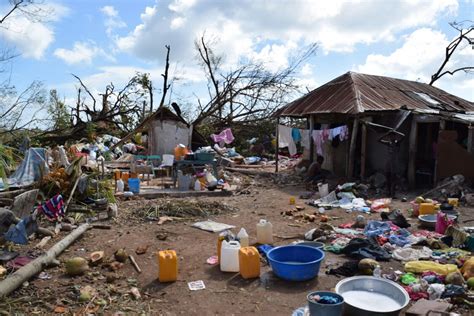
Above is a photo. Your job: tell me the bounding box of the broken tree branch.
[0,223,91,297]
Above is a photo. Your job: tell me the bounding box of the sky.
[0,0,473,117]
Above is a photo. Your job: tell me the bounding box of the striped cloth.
[37,194,65,221]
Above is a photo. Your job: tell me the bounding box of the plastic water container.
[237,228,249,247]
[116,179,124,193]
[256,219,273,244]
[220,240,240,272]
[419,203,436,215]
[128,178,140,194]
[239,246,260,279]
[318,183,329,197]
[157,250,178,282]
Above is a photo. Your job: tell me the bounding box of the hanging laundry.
[291,128,301,142]
[300,129,310,148]
[311,130,324,156]
[278,125,297,156]
[211,128,234,145]
[37,194,65,221]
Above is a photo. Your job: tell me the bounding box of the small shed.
[277,71,474,188]
[112,106,206,157]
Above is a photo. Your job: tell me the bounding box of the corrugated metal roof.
[279,72,474,117]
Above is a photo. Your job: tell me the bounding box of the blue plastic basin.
[266,245,325,281]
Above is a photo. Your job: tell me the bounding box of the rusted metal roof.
[279,71,474,117]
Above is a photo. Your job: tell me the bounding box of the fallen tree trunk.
[0,223,91,297]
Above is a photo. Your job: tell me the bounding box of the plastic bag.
[435,212,454,234]
[427,283,445,300]
[405,261,459,275]
[370,198,392,212]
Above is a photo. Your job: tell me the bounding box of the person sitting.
[305,155,330,183]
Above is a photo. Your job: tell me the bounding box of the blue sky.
[1,0,473,119]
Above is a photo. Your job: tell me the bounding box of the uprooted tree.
[429,20,474,85]
[37,46,172,144]
[192,35,318,127]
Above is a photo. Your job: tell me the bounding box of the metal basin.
[335,276,409,316]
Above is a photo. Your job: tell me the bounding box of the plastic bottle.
[194,179,202,191]
[373,265,381,278]
[237,228,249,247]
[220,240,241,272]
[256,219,273,244]
[116,179,124,193]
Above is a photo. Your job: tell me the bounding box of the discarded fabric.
[342,238,391,261]
[192,220,235,233]
[37,194,65,221]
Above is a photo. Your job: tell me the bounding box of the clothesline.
[278,124,349,156]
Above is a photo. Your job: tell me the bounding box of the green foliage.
[48,89,70,130]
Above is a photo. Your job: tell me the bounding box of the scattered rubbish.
[206,255,218,265]
[129,255,142,273]
[130,287,141,300]
[37,271,51,280]
[406,299,451,316]
[89,251,105,265]
[135,245,149,255]
[188,280,205,291]
[192,220,235,233]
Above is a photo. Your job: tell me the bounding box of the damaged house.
[277,71,474,188]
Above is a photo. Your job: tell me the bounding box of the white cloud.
[357,27,474,101]
[101,5,118,17]
[0,2,68,59]
[54,42,114,65]
[115,0,458,66]
[100,5,126,36]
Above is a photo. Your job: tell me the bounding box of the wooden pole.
[360,120,368,179]
[0,223,90,297]
[309,115,315,163]
[347,118,359,179]
[275,117,280,173]
[467,125,474,155]
[408,117,418,189]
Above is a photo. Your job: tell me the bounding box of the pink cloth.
[211,128,234,145]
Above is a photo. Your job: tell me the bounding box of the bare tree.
[429,21,474,85]
[0,81,45,134]
[0,0,49,26]
[193,35,317,126]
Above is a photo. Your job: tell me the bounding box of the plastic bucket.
[307,291,344,316]
[128,178,140,194]
[266,245,324,281]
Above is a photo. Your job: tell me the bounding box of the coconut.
[65,257,89,276]
[467,277,474,289]
[114,248,128,263]
[358,258,378,275]
[89,251,105,265]
[446,271,465,286]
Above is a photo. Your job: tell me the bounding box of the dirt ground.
[5,176,474,315]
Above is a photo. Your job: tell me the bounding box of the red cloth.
[403,286,429,301]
